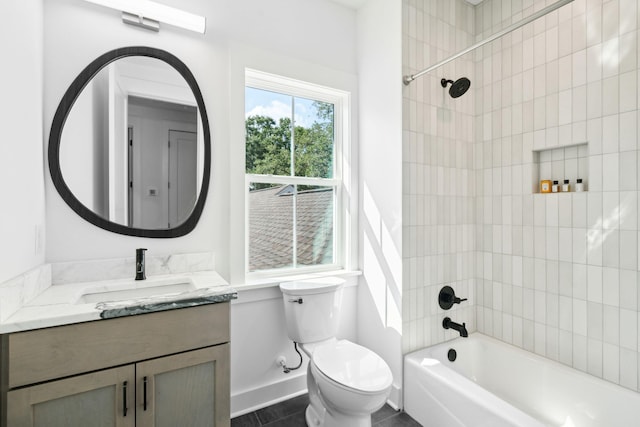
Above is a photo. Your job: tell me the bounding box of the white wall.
[356,0,404,408]
[0,1,45,284]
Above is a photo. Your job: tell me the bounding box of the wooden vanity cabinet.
[0,303,230,427]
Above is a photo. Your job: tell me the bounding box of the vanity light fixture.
[83,0,206,34]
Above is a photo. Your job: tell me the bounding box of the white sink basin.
[77,279,196,304]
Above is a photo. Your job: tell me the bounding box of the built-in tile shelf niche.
[532,142,588,194]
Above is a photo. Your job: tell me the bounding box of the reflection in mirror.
[60,56,204,230]
[49,47,210,238]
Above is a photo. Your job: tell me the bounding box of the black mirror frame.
[48,46,211,238]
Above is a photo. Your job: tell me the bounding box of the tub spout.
[443,317,468,337]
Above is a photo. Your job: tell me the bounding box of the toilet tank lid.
[279,277,345,295]
[313,340,393,393]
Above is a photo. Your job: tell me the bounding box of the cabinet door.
[7,365,135,427]
[136,344,230,427]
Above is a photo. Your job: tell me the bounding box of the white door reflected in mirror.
[60,56,204,229]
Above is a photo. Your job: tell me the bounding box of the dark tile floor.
[231,394,422,427]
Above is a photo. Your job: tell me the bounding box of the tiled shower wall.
[403,0,640,392]
[474,0,640,391]
[402,0,477,354]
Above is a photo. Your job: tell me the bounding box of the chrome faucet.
[135,248,147,280]
[443,317,468,337]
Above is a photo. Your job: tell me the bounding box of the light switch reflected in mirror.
[49,47,211,238]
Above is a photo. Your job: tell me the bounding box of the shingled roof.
[249,185,334,271]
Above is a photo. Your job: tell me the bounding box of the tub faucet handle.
[439,285,467,310]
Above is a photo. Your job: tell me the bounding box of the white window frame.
[244,69,350,280]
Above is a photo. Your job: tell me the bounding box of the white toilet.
[280,278,392,427]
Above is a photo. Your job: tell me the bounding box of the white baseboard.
[231,371,308,418]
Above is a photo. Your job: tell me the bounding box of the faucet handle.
[438,285,467,310]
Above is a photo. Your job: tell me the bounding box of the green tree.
[245,115,291,176]
[246,100,334,181]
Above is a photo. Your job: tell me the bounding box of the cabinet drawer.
[6,303,229,388]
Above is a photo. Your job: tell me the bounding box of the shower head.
[441,77,471,98]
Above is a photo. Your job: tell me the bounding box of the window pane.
[248,183,294,271]
[245,87,292,175]
[293,98,334,178]
[296,186,334,266]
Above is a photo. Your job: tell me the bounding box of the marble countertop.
[0,271,237,334]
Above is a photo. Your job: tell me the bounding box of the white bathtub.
[404,333,640,427]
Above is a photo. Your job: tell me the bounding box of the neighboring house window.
[245,70,346,275]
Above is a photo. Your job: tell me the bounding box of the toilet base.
[305,363,376,427]
[305,403,373,427]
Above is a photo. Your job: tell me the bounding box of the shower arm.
[402,0,574,86]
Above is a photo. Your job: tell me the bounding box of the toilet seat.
[311,340,393,394]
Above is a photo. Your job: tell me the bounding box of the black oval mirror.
[49,46,210,238]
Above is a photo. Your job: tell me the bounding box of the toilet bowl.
[303,339,392,427]
[280,278,393,427]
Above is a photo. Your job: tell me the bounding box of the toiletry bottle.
[575,178,584,192]
[562,179,570,192]
[552,180,559,193]
[540,180,551,193]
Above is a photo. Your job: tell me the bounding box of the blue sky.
[245,87,321,128]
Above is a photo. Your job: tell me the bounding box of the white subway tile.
[619,111,638,152]
[602,114,620,154]
[573,49,588,87]
[560,295,573,331]
[573,333,588,372]
[587,302,604,341]
[602,191,620,230]
[602,153,620,192]
[572,193,588,228]
[588,265,604,303]
[588,155,603,191]
[603,342,620,383]
[603,305,620,345]
[619,70,638,113]
[620,308,638,350]
[619,270,638,311]
[602,38,620,78]
[619,32,638,73]
[559,329,574,366]
[586,7,603,47]
[620,230,638,270]
[602,229,620,268]
[586,44,603,83]
[572,15,587,52]
[603,267,621,307]
[587,118,603,155]
[547,227,560,260]
[587,80,603,119]
[574,298,588,336]
[559,228,573,262]
[603,1,619,39]
[602,76,619,115]
[559,261,574,297]
[620,348,638,390]
[573,228,589,264]
[535,322,546,356]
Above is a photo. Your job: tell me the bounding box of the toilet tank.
[279,277,345,343]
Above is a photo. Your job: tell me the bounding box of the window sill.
[231,269,361,304]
